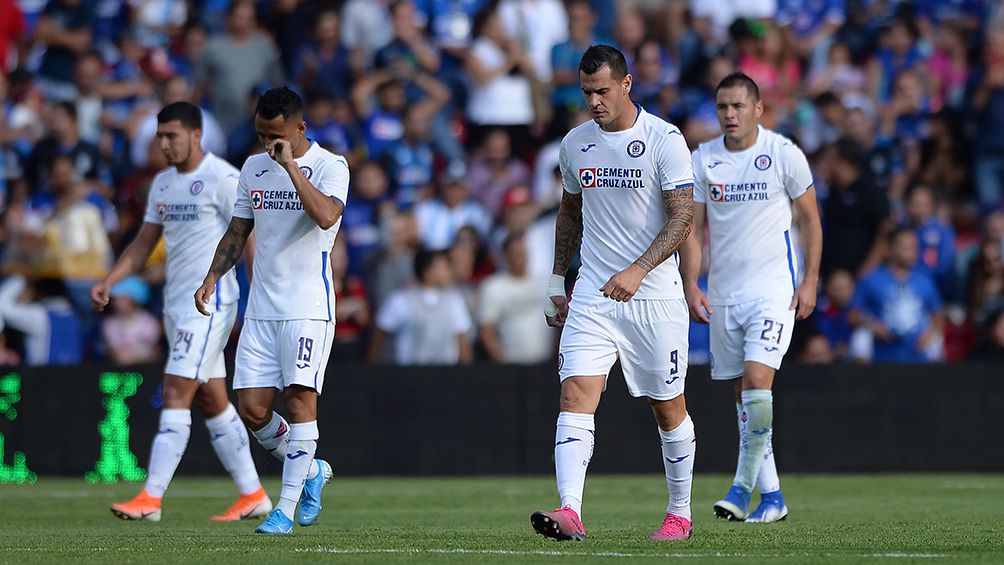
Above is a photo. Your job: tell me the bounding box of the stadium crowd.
[1,0,1003,366]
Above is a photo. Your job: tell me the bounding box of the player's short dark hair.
[579,45,628,80]
[255,86,304,122]
[715,72,761,102]
[157,101,202,130]
[414,248,447,280]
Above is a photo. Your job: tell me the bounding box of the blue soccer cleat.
[255,508,293,534]
[297,459,333,526]
[714,485,751,521]
[746,490,788,523]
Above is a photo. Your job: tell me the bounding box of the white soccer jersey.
[558,106,694,305]
[693,126,814,305]
[233,142,349,321]
[143,153,240,314]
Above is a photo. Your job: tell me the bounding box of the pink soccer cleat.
[530,506,587,541]
[649,513,692,541]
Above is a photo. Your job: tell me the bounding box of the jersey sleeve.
[233,161,254,219]
[215,164,240,217]
[780,142,813,200]
[318,156,350,206]
[142,173,164,224]
[691,148,707,204]
[557,142,581,194]
[656,128,695,192]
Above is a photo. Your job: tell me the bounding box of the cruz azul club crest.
[626,139,646,158]
[755,154,772,170]
[709,183,725,202]
[189,180,204,195]
[299,166,313,179]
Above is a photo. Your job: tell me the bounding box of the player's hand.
[684,284,713,323]
[90,281,112,312]
[789,280,818,321]
[601,264,646,302]
[194,279,217,317]
[266,140,294,168]
[544,273,568,328]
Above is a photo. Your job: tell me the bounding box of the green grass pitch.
[1,474,1002,563]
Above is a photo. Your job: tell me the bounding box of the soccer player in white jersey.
[195,86,345,535]
[532,45,697,542]
[681,73,823,523]
[92,102,270,522]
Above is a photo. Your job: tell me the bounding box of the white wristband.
[543,273,566,317]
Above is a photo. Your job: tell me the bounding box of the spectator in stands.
[880,70,931,153]
[369,249,473,365]
[465,3,536,147]
[0,275,81,365]
[376,0,441,75]
[499,0,566,84]
[776,0,845,74]
[550,0,599,117]
[632,39,677,118]
[843,105,905,195]
[343,161,392,276]
[129,0,186,50]
[330,235,370,362]
[868,17,925,105]
[340,0,392,62]
[382,103,437,209]
[851,228,944,363]
[806,41,866,98]
[194,0,284,133]
[966,239,1004,323]
[905,184,955,298]
[351,66,449,159]
[293,9,357,101]
[917,111,970,203]
[928,22,971,112]
[821,139,891,277]
[414,163,492,250]
[478,230,553,364]
[23,101,104,192]
[467,128,531,217]
[305,93,354,157]
[970,23,1004,212]
[71,51,105,145]
[737,21,801,115]
[101,275,160,365]
[368,210,420,309]
[971,307,1004,359]
[815,269,856,360]
[33,0,94,101]
[168,23,209,82]
[0,0,25,78]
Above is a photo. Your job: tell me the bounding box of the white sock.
[144,408,191,498]
[250,412,319,478]
[276,421,318,517]
[659,414,696,520]
[735,403,781,494]
[734,390,773,492]
[554,412,594,517]
[206,403,262,496]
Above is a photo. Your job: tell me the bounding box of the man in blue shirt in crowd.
[904,184,955,299]
[851,227,944,362]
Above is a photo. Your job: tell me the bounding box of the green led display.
[0,373,36,484]
[84,372,146,484]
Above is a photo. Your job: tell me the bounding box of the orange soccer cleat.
[210,487,272,521]
[110,490,163,522]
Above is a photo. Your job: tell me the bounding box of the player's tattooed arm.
[633,186,694,272]
[552,190,583,276]
[207,217,255,280]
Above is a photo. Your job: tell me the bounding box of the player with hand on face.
[532,45,697,542]
[95,102,270,523]
[196,86,348,534]
[681,73,823,523]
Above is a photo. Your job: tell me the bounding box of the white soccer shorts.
[709,297,795,380]
[558,298,689,401]
[234,318,334,394]
[163,302,237,382]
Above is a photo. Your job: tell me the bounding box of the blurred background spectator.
[1,0,1003,366]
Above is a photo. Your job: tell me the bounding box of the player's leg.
[730,378,781,504]
[531,303,615,542]
[616,298,695,541]
[275,320,334,529]
[110,374,198,522]
[738,362,787,523]
[196,379,271,521]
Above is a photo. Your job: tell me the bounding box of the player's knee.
[237,401,270,429]
[559,380,601,413]
[283,386,318,422]
[194,387,228,417]
[651,395,687,430]
[161,376,197,408]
